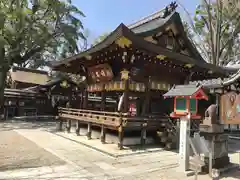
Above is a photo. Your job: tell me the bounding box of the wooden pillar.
[79,91,83,109]
[140,123,147,145]
[87,122,92,140]
[75,121,81,136]
[118,124,124,150]
[66,119,71,133]
[123,79,130,113]
[83,89,88,109]
[142,77,151,115]
[57,118,63,131]
[216,93,220,121]
[100,125,106,143]
[101,90,106,111]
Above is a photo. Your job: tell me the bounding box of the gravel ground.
[0,131,65,171]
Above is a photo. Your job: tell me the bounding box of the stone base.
[202,155,230,173]
[199,124,224,133]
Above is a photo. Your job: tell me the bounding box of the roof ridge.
[128,9,164,29]
[12,66,49,75]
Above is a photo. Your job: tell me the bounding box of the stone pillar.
[199,125,229,171]
[100,125,106,143]
[178,116,190,172]
[87,123,92,140]
[75,121,81,136]
[140,123,147,145]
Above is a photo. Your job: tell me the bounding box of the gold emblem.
[156,55,167,60]
[115,36,132,48]
[60,80,69,88]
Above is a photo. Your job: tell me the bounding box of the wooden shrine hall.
[52,2,235,149]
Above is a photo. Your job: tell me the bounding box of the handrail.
[58,107,166,123]
[58,107,128,116]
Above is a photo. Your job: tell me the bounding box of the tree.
[181,0,240,66]
[92,32,109,46]
[0,0,85,108]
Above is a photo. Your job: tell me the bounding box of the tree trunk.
[0,67,8,116]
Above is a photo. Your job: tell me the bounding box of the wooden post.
[123,79,130,113]
[141,123,147,145]
[101,85,106,111]
[75,121,81,136]
[118,125,124,150]
[142,77,151,115]
[66,119,71,133]
[83,89,88,109]
[59,119,63,131]
[87,122,92,140]
[100,125,106,143]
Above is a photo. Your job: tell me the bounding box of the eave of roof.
[52,23,231,76]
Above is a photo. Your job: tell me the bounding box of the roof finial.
[162,1,178,18]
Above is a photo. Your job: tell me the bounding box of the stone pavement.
[0,121,240,180]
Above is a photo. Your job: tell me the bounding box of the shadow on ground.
[0,130,65,172]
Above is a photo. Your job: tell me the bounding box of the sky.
[71,0,200,43]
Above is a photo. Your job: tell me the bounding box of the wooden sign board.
[220,92,240,124]
[88,63,113,83]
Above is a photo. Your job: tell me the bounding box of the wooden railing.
[58,107,168,128]
[58,107,128,128]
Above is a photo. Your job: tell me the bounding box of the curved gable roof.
[52,23,231,76]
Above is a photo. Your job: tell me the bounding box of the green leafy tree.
[92,32,109,46]
[0,0,85,108]
[180,0,240,65]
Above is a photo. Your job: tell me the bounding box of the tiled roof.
[163,84,201,97]
[10,67,49,85]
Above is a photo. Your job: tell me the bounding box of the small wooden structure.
[8,67,49,89]
[163,84,208,119]
[4,88,50,118]
[190,69,240,127]
[52,3,234,149]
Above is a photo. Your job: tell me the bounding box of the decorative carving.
[221,92,240,124]
[162,1,178,18]
[120,69,129,80]
[60,80,70,88]
[156,55,167,60]
[85,55,92,60]
[184,64,194,68]
[88,63,113,82]
[204,104,218,125]
[115,36,132,48]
